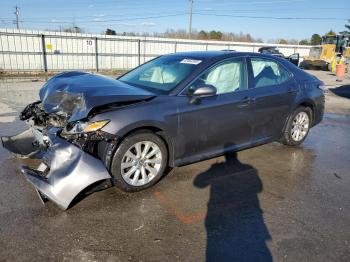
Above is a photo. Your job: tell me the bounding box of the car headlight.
[63,120,110,135]
[83,120,110,133]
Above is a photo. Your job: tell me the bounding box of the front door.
[174,57,254,164]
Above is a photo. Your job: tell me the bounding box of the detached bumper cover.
[1,129,40,156]
[2,129,111,209]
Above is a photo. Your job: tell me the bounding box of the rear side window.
[251,58,291,88]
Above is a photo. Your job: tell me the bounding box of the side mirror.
[189,85,217,104]
[192,85,217,97]
[288,53,300,66]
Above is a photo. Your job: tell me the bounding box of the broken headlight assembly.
[60,119,116,156]
[61,120,110,135]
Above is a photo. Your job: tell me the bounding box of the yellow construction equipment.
[301,33,350,71]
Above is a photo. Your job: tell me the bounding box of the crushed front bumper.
[1,128,111,209]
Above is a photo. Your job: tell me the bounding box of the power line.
[193,13,348,21]
[0,12,347,26]
[195,7,349,12]
[2,5,347,21]
[1,6,348,23]
[0,13,189,24]
[0,11,190,22]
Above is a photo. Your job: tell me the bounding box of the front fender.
[106,120,168,138]
[103,120,176,167]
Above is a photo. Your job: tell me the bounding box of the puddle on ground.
[324,112,350,120]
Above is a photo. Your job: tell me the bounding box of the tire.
[110,130,168,192]
[281,106,312,146]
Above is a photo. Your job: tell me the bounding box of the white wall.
[0,28,312,73]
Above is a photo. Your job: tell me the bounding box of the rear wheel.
[110,131,168,192]
[281,107,312,146]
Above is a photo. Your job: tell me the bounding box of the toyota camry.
[1,51,325,209]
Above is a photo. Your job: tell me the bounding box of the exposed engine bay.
[18,100,118,158]
[20,101,67,128]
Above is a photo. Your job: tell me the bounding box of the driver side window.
[189,59,247,95]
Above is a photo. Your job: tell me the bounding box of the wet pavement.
[0,71,350,261]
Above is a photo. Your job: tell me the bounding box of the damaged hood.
[39,71,155,122]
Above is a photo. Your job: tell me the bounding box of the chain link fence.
[0,28,312,74]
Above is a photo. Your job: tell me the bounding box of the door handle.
[240,97,250,104]
[241,97,256,103]
[238,96,254,108]
[249,97,256,103]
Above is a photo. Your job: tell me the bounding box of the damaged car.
[1,51,325,209]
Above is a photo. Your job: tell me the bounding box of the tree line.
[105,28,345,46]
[52,19,350,46]
[106,28,263,43]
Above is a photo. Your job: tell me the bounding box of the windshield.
[119,55,201,93]
[323,36,337,45]
[309,47,322,59]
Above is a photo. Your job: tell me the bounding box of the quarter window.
[251,58,291,88]
[189,59,247,95]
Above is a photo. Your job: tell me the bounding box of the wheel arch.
[296,99,315,125]
[280,99,315,139]
[114,124,175,168]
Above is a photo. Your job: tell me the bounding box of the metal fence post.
[95,37,99,72]
[174,41,177,53]
[138,39,141,65]
[41,34,48,72]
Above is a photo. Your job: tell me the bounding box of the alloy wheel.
[121,141,162,186]
[291,112,310,142]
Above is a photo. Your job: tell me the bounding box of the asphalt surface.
[0,71,349,262]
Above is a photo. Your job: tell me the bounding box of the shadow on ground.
[194,147,272,261]
[330,85,350,99]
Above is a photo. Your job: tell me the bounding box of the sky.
[0,0,349,41]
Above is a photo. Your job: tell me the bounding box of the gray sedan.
[1,51,325,209]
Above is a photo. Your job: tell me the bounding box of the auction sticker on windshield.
[180,59,202,65]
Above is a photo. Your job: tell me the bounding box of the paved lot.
[0,71,349,261]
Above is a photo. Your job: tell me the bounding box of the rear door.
[247,57,298,141]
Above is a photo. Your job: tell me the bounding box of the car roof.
[258,46,278,51]
[166,50,283,61]
[167,50,238,60]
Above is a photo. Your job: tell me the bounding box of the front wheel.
[281,107,312,146]
[110,131,168,192]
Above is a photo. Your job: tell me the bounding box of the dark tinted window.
[251,58,291,88]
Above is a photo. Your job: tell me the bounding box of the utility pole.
[14,6,20,29]
[188,0,193,39]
